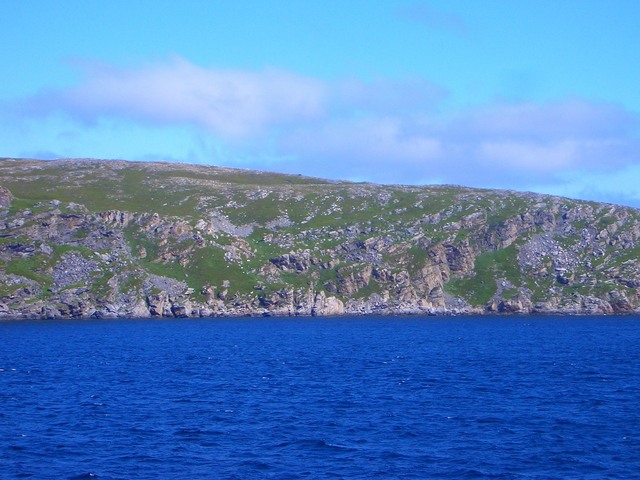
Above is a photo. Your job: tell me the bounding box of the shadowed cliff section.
[1,157,639,319]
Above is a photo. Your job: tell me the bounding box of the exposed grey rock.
[1,158,639,319]
[53,252,100,291]
[0,185,13,209]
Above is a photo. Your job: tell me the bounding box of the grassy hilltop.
[1,157,639,318]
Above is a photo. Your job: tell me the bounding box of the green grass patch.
[597,215,617,229]
[445,245,521,305]
[485,196,530,226]
[279,271,313,290]
[408,244,429,271]
[352,278,383,299]
[5,255,52,286]
[613,245,640,263]
[0,281,28,297]
[187,246,258,294]
[6,198,38,216]
[223,193,283,224]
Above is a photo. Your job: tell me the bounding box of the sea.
[1,315,639,479]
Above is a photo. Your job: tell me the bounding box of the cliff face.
[1,158,639,319]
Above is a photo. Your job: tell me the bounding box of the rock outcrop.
[0,185,13,208]
[1,157,640,319]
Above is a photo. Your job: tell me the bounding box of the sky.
[1,0,639,207]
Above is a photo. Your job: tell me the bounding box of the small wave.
[277,438,358,452]
[238,459,271,470]
[174,427,225,437]
[445,468,497,479]
[80,401,106,407]
[68,473,98,480]
[476,416,501,424]
[379,450,412,460]
[175,427,204,435]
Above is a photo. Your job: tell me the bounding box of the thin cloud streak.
[396,2,468,35]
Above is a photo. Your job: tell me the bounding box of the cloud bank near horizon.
[11,57,640,199]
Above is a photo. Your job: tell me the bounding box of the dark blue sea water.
[1,316,639,479]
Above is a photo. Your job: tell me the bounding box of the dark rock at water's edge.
[1,157,639,319]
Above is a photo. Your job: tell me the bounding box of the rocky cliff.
[1,158,639,319]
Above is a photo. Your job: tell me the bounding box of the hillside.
[1,157,639,319]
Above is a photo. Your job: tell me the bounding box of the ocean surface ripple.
[1,316,639,479]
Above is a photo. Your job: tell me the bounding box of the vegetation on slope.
[1,157,639,318]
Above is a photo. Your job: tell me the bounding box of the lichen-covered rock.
[0,185,13,209]
[99,210,135,227]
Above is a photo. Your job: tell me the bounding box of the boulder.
[0,185,13,208]
[311,291,344,316]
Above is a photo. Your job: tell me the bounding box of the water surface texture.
[1,316,639,479]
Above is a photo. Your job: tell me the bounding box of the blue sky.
[1,0,639,206]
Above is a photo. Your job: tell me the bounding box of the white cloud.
[479,140,579,171]
[9,57,640,202]
[22,57,327,139]
[332,77,448,115]
[283,117,442,162]
[454,100,634,141]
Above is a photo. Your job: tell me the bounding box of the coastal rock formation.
[1,157,639,319]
